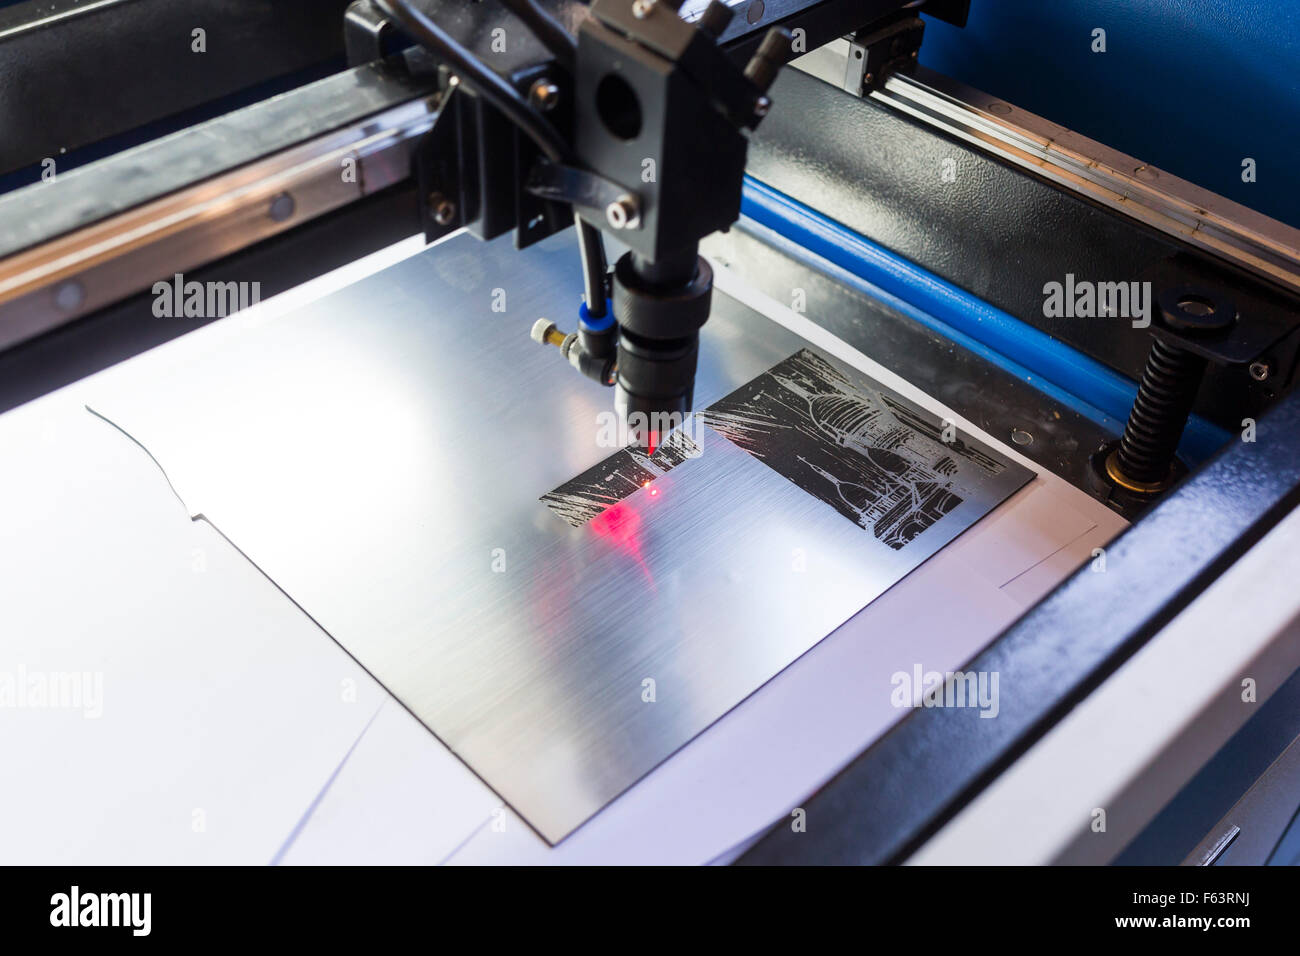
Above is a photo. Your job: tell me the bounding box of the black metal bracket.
[525,159,640,231]
[412,81,469,244]
[845,10,926,95]
[379,0,956,256]
[406,64,574,248]
[1142,254,1299,373]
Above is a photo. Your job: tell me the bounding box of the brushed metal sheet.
[87,231,1031,843]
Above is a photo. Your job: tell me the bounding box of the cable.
[375,0,607,318]
[497,0,577,71]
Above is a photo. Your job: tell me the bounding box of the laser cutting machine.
[1,0,1299,866]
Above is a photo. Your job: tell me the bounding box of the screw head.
[268,191,296,223]
[1249,359,1272,382]
[529,79,560,112]
[753,95,771,118]
[632,0,656,18]
[605,195,640,230]
[428,193,456,226]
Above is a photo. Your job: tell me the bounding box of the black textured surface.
[737,387,1300,865]
[0,0,353,176]
[746,68,1297,431]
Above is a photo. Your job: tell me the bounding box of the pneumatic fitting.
[531,307,616,386]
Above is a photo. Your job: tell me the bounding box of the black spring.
[1116,338,1207,484]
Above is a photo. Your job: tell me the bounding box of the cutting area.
[85,232,1032,843]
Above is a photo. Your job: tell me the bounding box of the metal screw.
[429,193,456,226]
[632,0,656,18]
[1010,428,1033,446]
[529,78,560,112]
[753,95,771,118]
[268,191,296,223]
[605,194,640,230]
[1249,359,1272,382]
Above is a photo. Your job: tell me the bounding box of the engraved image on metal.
[701,349,1007,550]
[542,430,700,527]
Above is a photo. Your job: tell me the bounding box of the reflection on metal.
[1193,825,1241,867]
[88,232,1030,843]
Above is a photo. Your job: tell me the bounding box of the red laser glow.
[589,501,656,589]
